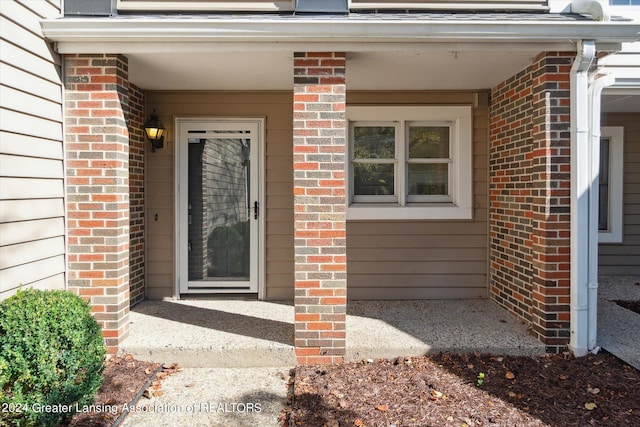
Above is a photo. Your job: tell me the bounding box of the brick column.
[490,52,573,353]
[65,54,131,353]
[293,52,347,365]
[529,52,573,352]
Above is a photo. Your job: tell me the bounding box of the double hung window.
[347,106,473,220]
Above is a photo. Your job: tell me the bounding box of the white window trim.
[346,106,473,221]
[599,126,624,244]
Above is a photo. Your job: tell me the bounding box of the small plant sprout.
[477,372,485,387]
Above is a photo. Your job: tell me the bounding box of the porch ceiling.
[128,50,538,91]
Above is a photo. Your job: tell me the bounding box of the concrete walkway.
[597,276,640,370]
[120,298,545,368]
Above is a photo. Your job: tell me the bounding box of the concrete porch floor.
[120,298,546,367]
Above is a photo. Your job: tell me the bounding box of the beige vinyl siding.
[148,90,488,300]
[117,0,294,12]
[350,0,546,10]
[346,91,489,299]
[145,91,293,300]
[599,113,640,275]
[116,0,546,11]
[0,0,65,299]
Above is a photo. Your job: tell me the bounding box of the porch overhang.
[42,15,639,53]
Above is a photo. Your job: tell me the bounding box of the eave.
[41,16,640,54]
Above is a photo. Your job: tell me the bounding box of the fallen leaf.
[431,390,443,399]
[153,390,164,398]
[508,391,517,398]
[587,386,600,395]
[354,419,364,427]
[585,402,597,411]
[505,371,515,380]
[559,375,568,380]
[375,404,389,412]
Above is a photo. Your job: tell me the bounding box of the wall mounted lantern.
[144,111,165,152]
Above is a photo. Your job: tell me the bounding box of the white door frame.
[174,117,265,298]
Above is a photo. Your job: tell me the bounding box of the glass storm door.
[178,120,261,293]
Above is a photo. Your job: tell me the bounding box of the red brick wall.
[128,84,145,307]
[293,52,347,365]
[490,52,573,353]
[64,54,131,353]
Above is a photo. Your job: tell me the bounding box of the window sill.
[346,204,473,221]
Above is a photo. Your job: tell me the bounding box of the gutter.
[40,17,640,50]
[569,39,596,357]
[586,73,616,351]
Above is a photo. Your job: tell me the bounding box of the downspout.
[569,40,596,357]
[587,73,616,351]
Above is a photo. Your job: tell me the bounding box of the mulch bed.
[64,355,161,427]
[615,300,640,315]
[288,352,640,427]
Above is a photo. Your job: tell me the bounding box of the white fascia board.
[41,18,640,54]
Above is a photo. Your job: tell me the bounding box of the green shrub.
[0,289,106,427]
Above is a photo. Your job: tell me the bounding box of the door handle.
[253,201,259,220]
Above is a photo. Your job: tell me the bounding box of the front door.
[177,119,262,294]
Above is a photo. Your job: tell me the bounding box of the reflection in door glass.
[188,137,250,281]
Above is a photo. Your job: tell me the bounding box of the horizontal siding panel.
[0,217,64,246]
[15,0,61,18]
[349,273,486,287]
[0,177,63,199]
[0,236,64,270]
[0,40,60,84]
[0,16,58,64]
[0,255,65,293]
[0,131,63,159]
[349,261,486,275]
[348,247,486,262]
[0,199,64,222]
[348,234,486,248]
[598,255,640,266]
[0,85,62,122]
[0,109,63,141]
[0,63,62,103]
[348,221,487,235]
[0,154,63,179]
[2,1,46,33]
[0,272,65,301]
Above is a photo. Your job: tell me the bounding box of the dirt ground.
[65,355,162,427]
[288,352,640,427]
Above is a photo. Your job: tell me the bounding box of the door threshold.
[179,293,259,300]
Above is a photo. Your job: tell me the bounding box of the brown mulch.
[288,352,640,427]
[64,355,161,427]
[615,300,640,315]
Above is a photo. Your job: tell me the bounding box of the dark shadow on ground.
[132,300,294,346]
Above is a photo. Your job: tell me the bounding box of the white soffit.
[128,50,537,90]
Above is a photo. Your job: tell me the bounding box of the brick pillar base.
[65,54,131,353]
[293,52,347,364]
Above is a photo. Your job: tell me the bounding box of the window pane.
[408,164,449,196]
[599,138,610,231]
[354,163,395,196]
[409,126,449,159]
[354,126,395,159]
